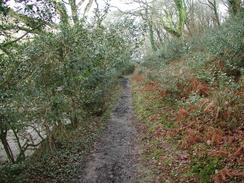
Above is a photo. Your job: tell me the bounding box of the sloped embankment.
[131,69,243,183]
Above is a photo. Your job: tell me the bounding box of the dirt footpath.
[77,78,144,183]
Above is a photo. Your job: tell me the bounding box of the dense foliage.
[0,0,138,171]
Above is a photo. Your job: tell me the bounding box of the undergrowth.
[132,13,244,183]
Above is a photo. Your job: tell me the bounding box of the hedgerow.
[0,21,135,165]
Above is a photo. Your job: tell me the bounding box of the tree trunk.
[0,130,15,163]
[162,0,187,38]
[228,0,242,15]
[12,129,26,162]
[206,0,220,25]
[212,0,220,25]
[148,21,157,51]
[69,0,79,24]
[52,0,70,26]
[155,27,164,46]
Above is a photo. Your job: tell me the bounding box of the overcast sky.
[6,0,227,20]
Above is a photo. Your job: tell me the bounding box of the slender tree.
[227,0,242,15]
[161,0,187,37]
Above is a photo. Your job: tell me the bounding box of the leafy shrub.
[144,13,244,80]
[0,163,26,183]
[156,38,190,63]
[191,156,220,183]
[0,21,134,164]
[121,63,135,75]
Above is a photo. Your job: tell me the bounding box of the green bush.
[0,163,26,183]
[0,22,134,164]
[121,63,135,75]
[143,13,244,91]
[191,156,220,183]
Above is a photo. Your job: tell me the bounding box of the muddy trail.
[76,78,146,183]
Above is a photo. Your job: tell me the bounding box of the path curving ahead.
[77,78,141,183]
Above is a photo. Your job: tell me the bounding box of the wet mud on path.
[77,78,142,183]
